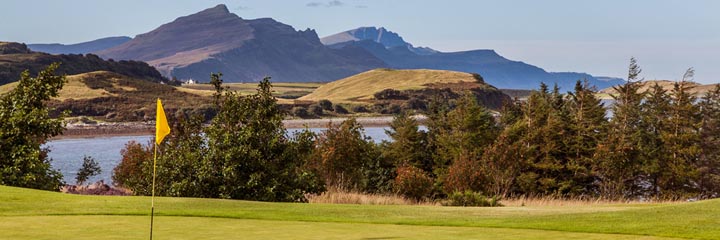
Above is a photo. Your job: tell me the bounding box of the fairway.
[0,186,716,239]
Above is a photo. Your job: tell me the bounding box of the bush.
[319,99,333,111]
[76,155,101,185]
[309,104,324,116]
[394,165,433,201]
[112,141,152,194]
[381,104,402,114]
[333,104,349,114]
[374,89,408,100]
[443,154,486,194]
[291,106,311,118]
[351,105,369,113]
[403,97,427,110]
[443,190,502,207]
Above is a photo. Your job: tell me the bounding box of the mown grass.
[1,185,718,239]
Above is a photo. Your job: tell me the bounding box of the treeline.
[113,59,720,202]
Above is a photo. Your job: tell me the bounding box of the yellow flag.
[155,98,170,145]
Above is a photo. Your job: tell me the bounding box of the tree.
[205,75,322,201]
[697,85,720,197]
[318,99,333,111]
[594,57,647,198]
[382,112,431,172]
[0,63,66,191]
[309,118,393,192]
[640,83,670,197]
[565,80,607,194]
[659,68,701,198]
[76,155,101,185]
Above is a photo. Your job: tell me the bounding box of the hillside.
[97,4,386,83]
[27,36,132,54]
[599,80,720,98]
[1,185,719,239]
[323,27,624,90]
[0,42,165,85]
[0,71,211,122]
[300,68,510,108]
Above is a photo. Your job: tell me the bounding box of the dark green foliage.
[0,64,65,190]
[318,99,333,111]
[75,155,101,185]
[308,104,324,116]
[383,112,431,171]
[113,74,323,202]
[351,105,369,113]
[443,191,502,207]
[698,85,720,197]
[291,106,311,118]
[333,104,349,114]
[374,89,408,100]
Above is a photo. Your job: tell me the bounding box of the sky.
[1,0,718,83]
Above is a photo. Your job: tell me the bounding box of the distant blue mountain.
[322,27,624,90]
[27,36,131,55]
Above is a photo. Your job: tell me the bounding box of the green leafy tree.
[0,63,66,190]
[76,155,101,185]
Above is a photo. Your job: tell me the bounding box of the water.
[46,127,400,184]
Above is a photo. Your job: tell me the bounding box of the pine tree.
[594,58,646,198]
[640,83,670,197]
[660,68,701,197]
[698,85,720,197]
[383,112,431,172]
[565,80,607,194]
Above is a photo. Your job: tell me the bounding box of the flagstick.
[150,143,158,240]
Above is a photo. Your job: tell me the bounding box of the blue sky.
[1,0,718,83]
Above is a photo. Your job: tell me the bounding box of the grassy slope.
[1,185,716,239]
[299,68,479,103]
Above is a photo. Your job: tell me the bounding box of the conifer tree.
[565,80,607,194]
[698,85,720,197]
[640,83,670,197]
[594,58,646,198]
[660,68,701,197]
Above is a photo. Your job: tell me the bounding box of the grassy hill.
[599,80,719,99]
[1,71,212,121]
[299,68,510,109]
[1,185,718,239]
[301,68,480,102]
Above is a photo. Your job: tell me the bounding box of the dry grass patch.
[308,188,437,205]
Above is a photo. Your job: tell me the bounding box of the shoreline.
[54,116,427,140]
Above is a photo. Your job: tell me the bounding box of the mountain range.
[27,37,131,55]
[25,4,623,90]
